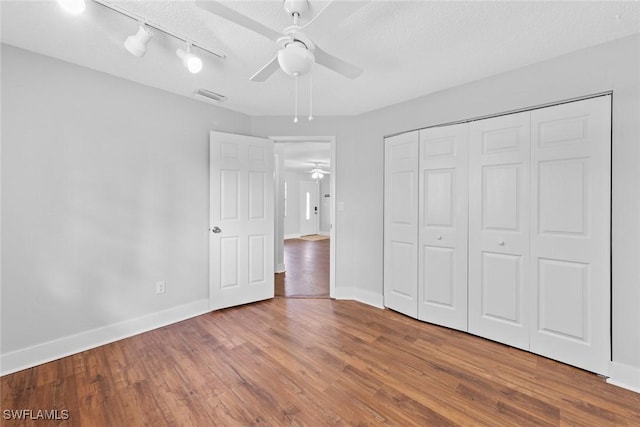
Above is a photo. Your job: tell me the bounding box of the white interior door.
[529,96,611,374]
[384,131,419,318]
[209,131,274,310]
[299,180,318,236]
[418,123,469,331]
[469,112,531,350]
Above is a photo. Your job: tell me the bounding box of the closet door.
[418,124,469,331]
[384,131,419,318]
[468,112,531,350]
[530,96,611,374]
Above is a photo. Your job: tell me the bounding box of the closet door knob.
[498,240,505,246]
[436,235,442,240]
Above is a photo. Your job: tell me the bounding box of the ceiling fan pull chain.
[308,71,314,121]
[293,72,299,123]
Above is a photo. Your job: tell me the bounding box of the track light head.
[57,0,86,15]
[124,24,153,58]
[176,45,203,74]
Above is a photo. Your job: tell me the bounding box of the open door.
[209,131,275,310]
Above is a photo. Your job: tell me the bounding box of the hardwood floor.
[2,298,639,426]
[275,238,329,298]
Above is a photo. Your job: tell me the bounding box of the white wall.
[283,171,302,237]
[251,34,640,386]
[1,45,251,371]
[273,147,285,272]
[319,176,331,234]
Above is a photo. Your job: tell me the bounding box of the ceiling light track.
[92,0,225,59]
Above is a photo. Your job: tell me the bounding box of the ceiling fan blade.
[301,1,369,35]
[196,1,281,42]
[250,56,280,82]
[314,46,362,79]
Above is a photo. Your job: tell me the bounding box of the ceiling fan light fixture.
[57,0,86,15]
[124,24,153,58]
[176,45,203,74]
[278,42,314,77]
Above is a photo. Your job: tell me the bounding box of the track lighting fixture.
[124,24,153,58]
[57,0,86,15]
[176,45,203,74]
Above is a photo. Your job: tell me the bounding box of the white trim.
[607,361,640,394]
[334,287,385,309]
[330,137,336,299]
[333,286,356,301]
[275,263,286,273]
[318,231,330,236]
[285,233,302,240]
[0,299,209,377]
[355,289,385,309]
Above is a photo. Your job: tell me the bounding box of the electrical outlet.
[156,281,166,295]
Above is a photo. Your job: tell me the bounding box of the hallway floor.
[275,237,329,298]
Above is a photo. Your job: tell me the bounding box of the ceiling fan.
[196,0,364,82]
[306,162,331,179]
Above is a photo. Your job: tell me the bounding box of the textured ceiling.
[1,1,639,117]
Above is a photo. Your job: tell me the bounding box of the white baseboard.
[334,287,384,309]
[318,231,330,236]
[0,298,210,377]
[607,361,640,393]
[275,263,286,273]
[333,286,355,301]
[285,233,302,240]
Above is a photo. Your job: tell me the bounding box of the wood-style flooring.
[275,237,329,298]
[2,297,639,426]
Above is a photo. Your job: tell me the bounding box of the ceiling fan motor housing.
[283,0,309,18]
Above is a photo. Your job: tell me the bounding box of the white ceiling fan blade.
[196,1,281,42]
[250,56,280,82]
[314,46,363,79]
[301,1,369,36]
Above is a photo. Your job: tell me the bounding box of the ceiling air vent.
[194,88,227,103]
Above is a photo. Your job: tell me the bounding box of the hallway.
[275,238,330,298]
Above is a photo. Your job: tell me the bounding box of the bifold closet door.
[468,112,531,351]
[384,131,419,318]
[418,124,469,331]
[529,96,611,375]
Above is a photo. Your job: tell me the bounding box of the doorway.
[272,136,336,298]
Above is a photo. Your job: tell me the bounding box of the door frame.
[271,136,336,299]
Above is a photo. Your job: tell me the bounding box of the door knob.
[436,235,443,240]
[498,240,505,246]
[211,226,222,234]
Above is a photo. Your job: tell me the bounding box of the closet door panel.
[418,124,468,331]
[530,96,611,375]
[469,112,531,350]
[384,131,419,318]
